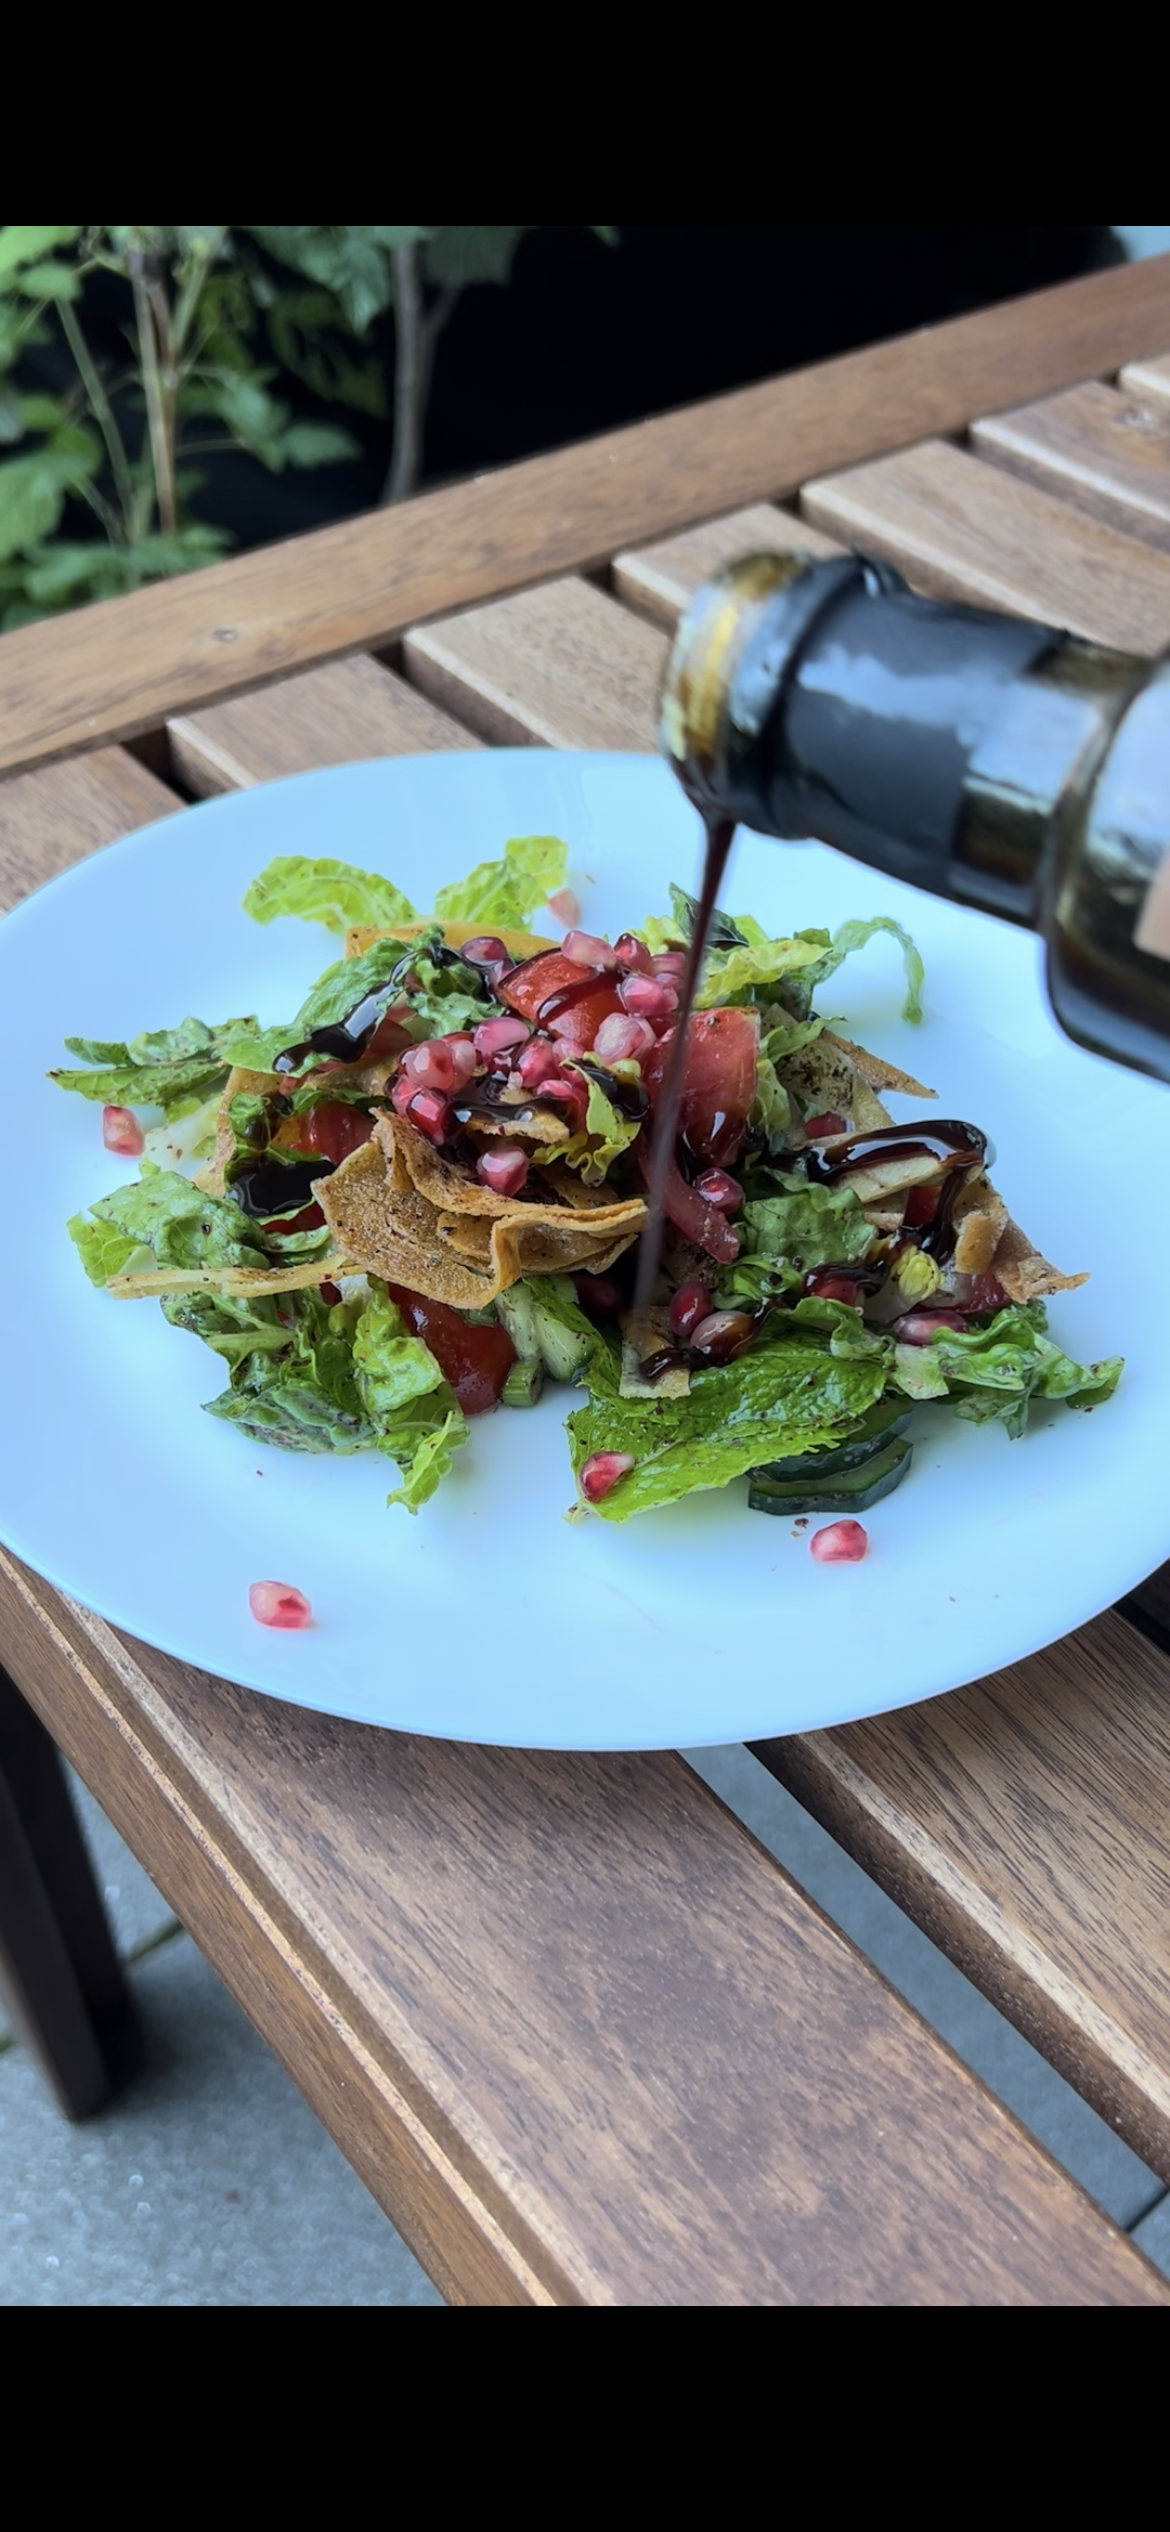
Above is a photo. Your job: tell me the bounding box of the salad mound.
[54,837,1122,1524]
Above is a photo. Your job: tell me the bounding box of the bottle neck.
[660,553,1148,923]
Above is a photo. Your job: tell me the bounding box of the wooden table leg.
[0,1662,136,2118]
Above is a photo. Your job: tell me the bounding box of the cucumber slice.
[748,1437,913,1517]
[754,1397,914,1483]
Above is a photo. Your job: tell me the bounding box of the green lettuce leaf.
[567,1338,888,1522]
[889,1304,1123,1437]
[242,855,420,937]
[534,1065,642,1183]
[51,1016,254,1121]
[67,1214,142,1285]
[352,1279,469,1510]
[778,916,925,1025]
[77,1165,269,1277]
[739,1177,875,1271]
[432,834,569,929]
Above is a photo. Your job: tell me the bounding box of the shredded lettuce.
[242,856,420,938]
[432,834,569,929]
[51,1016,254,1121]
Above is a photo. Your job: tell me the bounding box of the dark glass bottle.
[659,551,1170,1083]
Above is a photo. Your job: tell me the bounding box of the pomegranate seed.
[893,1309,968,1343]
[444,1033,479,1085]
[474,1014,530,1060]
[809,1521,869,1564]
[804,1112,848,1141]
[952,1272,1010,1312]
[516,1035,563,1089]
[651,950,688,981]
[319,1280,342,1306]
[547,887,581,929]
[459,935,510,968]
[688,1309,757,1362]
[539,1074,589,1128]
[405,1087,452,1143]
[562,928,618,969]
[391,1075,417,1118]
[102,1104,145,1156]
[614,932,653,972]
[248,1580,313,1629]
[592,1012,656,1063]
[694,1168,744,1214]
[574,1273,625,1314]
[619,973,678,1020]
[903,1184,940,1227]
[401,1037,459,1091]
[803,1267,863,1305]
[668,1279,712,1339]
[476,1144,529,1198]
[580,1451,635,1505]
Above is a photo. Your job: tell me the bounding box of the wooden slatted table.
[4,260,1170,2305]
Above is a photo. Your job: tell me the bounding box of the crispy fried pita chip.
[316,1112,645,1308]
[345,919,556,960]
[107,1253,352,1300]
[776,1033,1085,1293]
[951,1175,1087,1299]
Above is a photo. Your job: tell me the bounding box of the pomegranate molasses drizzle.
[633,814,736,1311]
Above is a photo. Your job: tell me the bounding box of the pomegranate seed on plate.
[546,887,581,929]
[688,1309,756,1362]
[580,1451,635,1504]
[574,1273,625,1314]
[516,1036,563,1089]
[459,935,510,968]
[892,1309,968,1343]
[474,1014,530,1060]
[444,1033,479,1084]
[319,1280,342,1306]
[102,1104,145,1156]
[476,1144,529,1197]
[248,1580,313,1629]
[803,1267,862,1305]
[694,1168,743,1214]
[614,932,653,972]
[405,1087,452,1143]
[668,1280,712,1339]
[809,1522,869,1564]
[592,1012,656,1063]
[539,1074,589,1128]
[562,928,618,969]
[401,1037,459,1091]
[651,950,688,981]
[619,973,678,1020]
[952,1272,1010,1312]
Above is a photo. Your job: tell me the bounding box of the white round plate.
[1,750,1164,1749]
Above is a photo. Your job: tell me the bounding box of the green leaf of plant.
[0,226,81,278]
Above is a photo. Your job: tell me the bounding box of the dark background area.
[25,225,1119,551]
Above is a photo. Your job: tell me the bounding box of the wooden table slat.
[1119,352,1170,404]
[754,1605,1170,2184]
[3,1549,1163,2306]
[404,578,668,752]
[970,380,1170,553]
[612,503,842,629]
[2,260,1170,782]
[801,438,1170,652]
[168,653,483,799]
[0,747,178,917]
